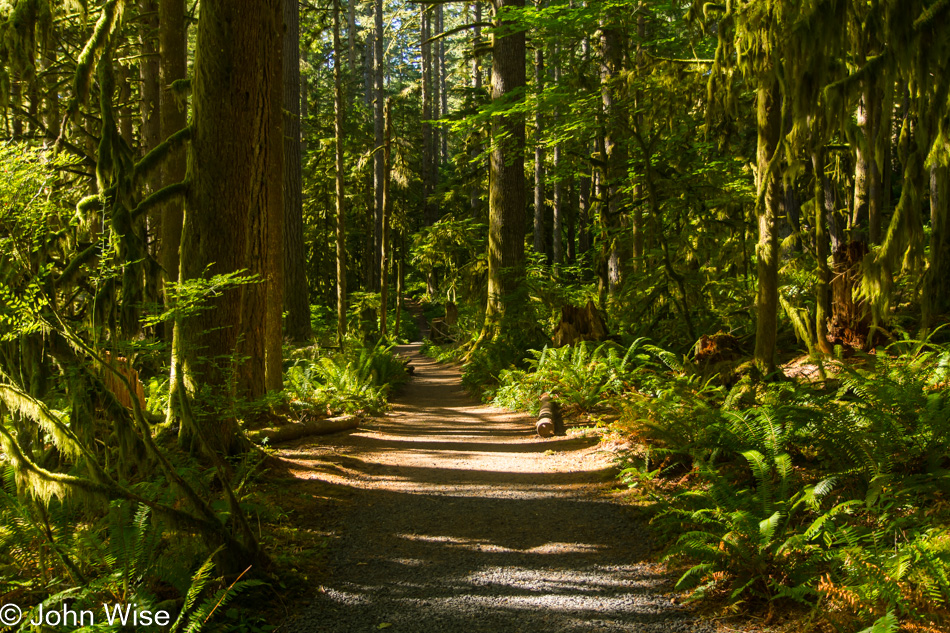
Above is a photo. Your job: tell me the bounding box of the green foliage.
[613,342,950,628]
[664,409,858,605]
[493,339,666,414]
[410,215,486,301]
[285,343,408,414]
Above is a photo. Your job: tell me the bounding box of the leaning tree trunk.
[175,0,283,455]
[283,0,313,343]
[753,78,782,375]
[481,0,527,339]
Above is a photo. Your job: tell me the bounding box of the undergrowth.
[495,337,950,631]
[284,342,408,415]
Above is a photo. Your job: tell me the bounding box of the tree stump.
[552,301,608,347]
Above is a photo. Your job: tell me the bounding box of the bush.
[285,343,408,415]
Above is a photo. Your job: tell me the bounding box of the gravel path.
[279,345,721,633]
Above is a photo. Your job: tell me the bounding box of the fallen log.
[536,394,564,437]
[247,414,360,444]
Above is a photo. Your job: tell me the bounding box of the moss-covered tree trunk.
[753,79,782,374]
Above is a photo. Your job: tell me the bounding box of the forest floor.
[266,346,742,633]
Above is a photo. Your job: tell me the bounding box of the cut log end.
[536,419,555,437]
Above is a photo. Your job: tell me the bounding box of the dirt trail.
[279,345,717,633]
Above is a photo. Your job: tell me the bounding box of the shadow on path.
[279,345,715,633]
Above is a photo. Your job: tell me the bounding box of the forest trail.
[278,345,721,633]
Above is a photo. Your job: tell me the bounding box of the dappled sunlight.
[280,344,712,632]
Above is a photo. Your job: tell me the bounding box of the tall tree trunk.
[578,162,591,257]
[334,0,348,346]
[380,98,393,340]
[363,7,373,108]
[347,0,357,77]
[532,17,546,258]
[753,79,782,374]
[469,2,483,213]
[283,0,313,343]
[481,0,526,338]
[175,0,283,454]
[632,8,646,268]
[923,161,950,329]
[600,19,626,295]
[812,149,833,354]
[139,0,161,197]
[394,234,404,339]
[117,63,134,147]
[240,2,285,397]
[421,5,436,225]
[853,94,870,241]
[551,43,563,267]
[372,0,385,291]
[159,0,188,302]
[567,175,576,263]
[866,75,886,245]
[437,4,448,164]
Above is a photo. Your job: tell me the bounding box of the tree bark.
[482,0,527,336]
[551,43,563,267]
[347,0,357,77]
[533,18,546,258]
[159,0,188,303]
[175,0,283,454]
[923,162,950,329]
[421,5,436,225]
[578,162,591,257]
[437,3,448,164]
[600,19,626,295]
[469,1,483,213]
[139,0,161,208]
[373,0,385,291]
[753,79,782,374]
[283,0,313,343]
[334,0,348,346]
[812,149,833,354]
[380,98,393,340]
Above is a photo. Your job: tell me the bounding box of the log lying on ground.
[536,394,564,437]
[247,414,360,444]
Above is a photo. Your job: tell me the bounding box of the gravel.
[279,345,724,633]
